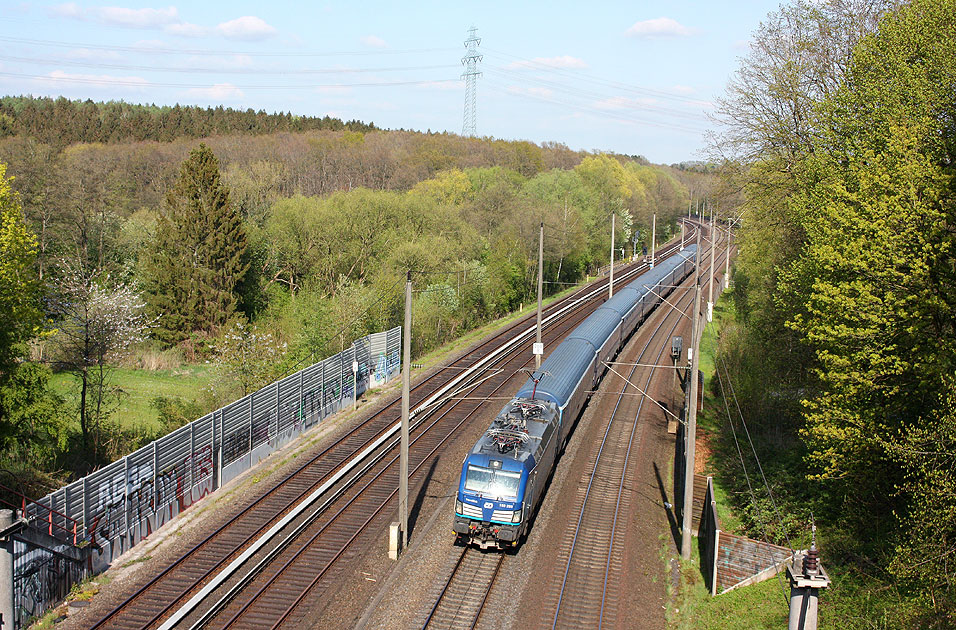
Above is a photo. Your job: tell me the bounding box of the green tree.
[781,1,956,614]
[146,143,248,346]
[50,266,150,470]
[0,163,42,382]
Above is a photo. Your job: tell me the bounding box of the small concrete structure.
[388,522,401,560]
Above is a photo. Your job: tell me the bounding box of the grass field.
[49,364,220,433]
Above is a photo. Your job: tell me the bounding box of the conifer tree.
[147,143,247,345]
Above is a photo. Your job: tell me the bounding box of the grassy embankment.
[669,291,790,629]
[669,289,921,629]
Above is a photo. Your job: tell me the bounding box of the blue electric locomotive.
[453,246,697,549]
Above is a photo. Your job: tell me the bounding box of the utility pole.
[609,213,615,298]
[0,510,15,630]
[461,27,482,136]
[708,207,717,322]
[536,222,544,370]
[399,271,411,551]
[650,213,656,269]
[724,219,731,288]
[787,522,830,629]
[681,232,702,560]
[680,218,685,251]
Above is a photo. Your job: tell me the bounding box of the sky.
[0,1,786,164]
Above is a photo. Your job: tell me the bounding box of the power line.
[0,35,457,58]
[719,360,795,553]
[0,54,458,76]
[485,66,709,124]
[482,77,707,134]
[0,70,459,91]
[714,361,791,606]
[481,47,711,107]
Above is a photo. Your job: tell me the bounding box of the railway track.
[92,234,697,630]
[544,242,729,629]
[419,547,504,630]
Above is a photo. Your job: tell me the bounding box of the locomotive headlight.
[456,499,463,514]
[511,509,521,523]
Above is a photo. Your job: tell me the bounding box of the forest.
[0,96,376,146]
[0,101,707,505]
[710,0,956,626]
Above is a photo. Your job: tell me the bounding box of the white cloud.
[216,16,277,41]
[626,17,694,38]
[360,35,387,48]
[507,55,588,70]
[185,83,244,100]
[97,6,178,28]
[165,22,208,37]
[53,4,181,29]
[38,70,150,89]
[669,84,695,95]
[51,2,83,18]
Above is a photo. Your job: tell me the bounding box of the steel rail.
[201,329,540,629]
[153,237,692,630]
[242,313,563,630]
[211,239,705,628]
[550,283,677,629]
[97,232,697,630]
[550,246,727,628]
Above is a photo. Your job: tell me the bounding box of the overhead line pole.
[708,205,717,322]
[399,270,411,551]
[536,222,544,370]
[724,218,732,287]
[609,213,615,299]
[650,213,656,269]
[681,231,702,560]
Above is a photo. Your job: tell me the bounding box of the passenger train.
[453,246,697,549]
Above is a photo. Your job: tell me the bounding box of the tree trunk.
[79,366,89,459]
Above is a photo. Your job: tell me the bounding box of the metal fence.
[12,326,401,628]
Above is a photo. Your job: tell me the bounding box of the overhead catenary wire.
[713,361,791,606]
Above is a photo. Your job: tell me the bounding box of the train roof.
[602,285,643,318]
[515,337,594,408]
[568,306,621,349]
[514,247,697,409]
[471,399,556,464]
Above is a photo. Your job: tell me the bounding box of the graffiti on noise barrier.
[86,445,213,548]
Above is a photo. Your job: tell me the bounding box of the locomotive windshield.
[464,465,521,498]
